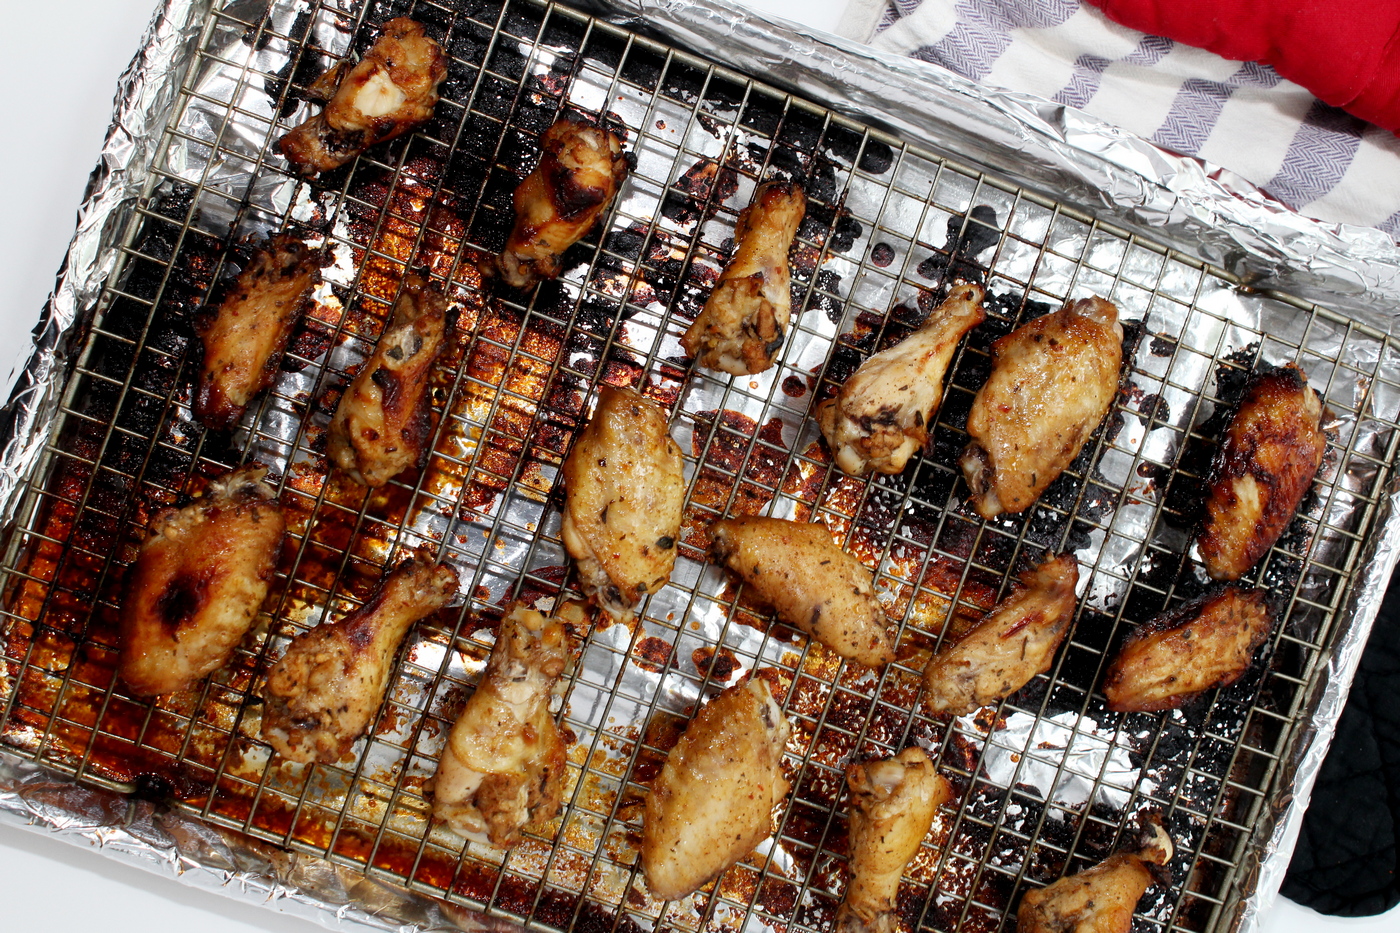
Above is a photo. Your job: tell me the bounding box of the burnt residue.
[916,205,1002,286]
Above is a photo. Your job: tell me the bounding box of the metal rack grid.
[3,1,1400,933]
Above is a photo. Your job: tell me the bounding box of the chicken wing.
[561,386,685,620]
[261,553,458,764]
[1017,817,1173,933]
[642,674,791,901]
[817,283,986,476]
[1198,365,1326,581]
[681,182,807,375]
[278,18,447,175]
[494,115,629,289]
[327,273,448,487]
[960,297,1124,518]
[837,748,954,933]
[1102,586,1272,713]
[433,604,569,847]
[194,235,321,431]
[923,554,1078,716]
[709,516,895,666]
[118,467,285,696]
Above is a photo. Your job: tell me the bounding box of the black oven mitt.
[1280,566,1400,916]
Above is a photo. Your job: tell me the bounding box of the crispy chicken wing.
[494,115,629,289]
[194,235,321,431]
[278,18,447,174]
[1017,818,1173,933]
[837,748,954,933]
[923,554,1079,716]
[818,283,986,476]
[1198,365,1326,581]
[642,675,792,902]
[327,273,448,487]
[709,515,895,666]
[118,467,285,696]
[1103,586,1272,713]
[681,182,807,375]
[261,554,458,763]
[561,386,685,620]
[433,604,569,847]
[961,297,1124,518]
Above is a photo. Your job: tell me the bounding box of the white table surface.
[1,1,1395,930]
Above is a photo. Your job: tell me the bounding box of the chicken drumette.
[682,181,807,375]
[261,553,458,764]
[278,18,447,175]
[118,467,285,696]
[561,386,685,620]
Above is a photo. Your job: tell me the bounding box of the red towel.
[1083,0,1400,133]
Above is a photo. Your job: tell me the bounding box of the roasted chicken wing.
[961,297,1124,518]
[194,235,321,431]
[327,273,448,487]
[433,604,569,847]
[261,553,458,763]
[561,386,685,620]
[837,748,953,933]
[118,467,285,696]
[681,182,807,375]
[1017,817,1173,933]
[709,515,895,666]
[494,115,629,289]
[1198,365,1326,581]
[278,18,447,174]
[818,283,986,476]
[1103,586,1272,713]
[923,554,1079,716]
[642,674,792,901]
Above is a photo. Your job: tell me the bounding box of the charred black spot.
[156,571,207,631]
[656,535,675,549]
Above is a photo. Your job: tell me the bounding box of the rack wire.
[3,1,1400,933]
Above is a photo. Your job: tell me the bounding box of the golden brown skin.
[327,273,448,487]
[961,297,1124,518]
[709,516,895,666]
[923,554,1079,716]
[836,748,954,933]
[561,386,685,620]
[818,283,986,476]
[433,604,569,847]
[194,235,321,431]
[495,115,629,289]
[682,182,807,375]
[642,675,792,901]
[118,467,285,696]
[1103,586,1273,712]
[1017,818,1173,933]
[261,554,458,764]
[278,18,447,174]
[1198,365,1326,581]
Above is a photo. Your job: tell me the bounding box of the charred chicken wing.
[261,553,458,763]
[433,604,569,847]
[837,748,954,933]
[681,182,807,375]
[961,297,1124,518]
[818,283,986,476]
[561,386,685,620]
[642,675,791,901]
[194,235,321,431]
[1103,586,1273,712]
[1198,365,1326,581]
[327,273,448,487]
[494,115,629,289]
[923,554,1079,716]
[278,18,447,174]
[118,467,285,696]
[1017,818,1173,933]
[709,515,895,666]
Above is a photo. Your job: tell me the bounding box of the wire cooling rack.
[4,2,1400,933]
